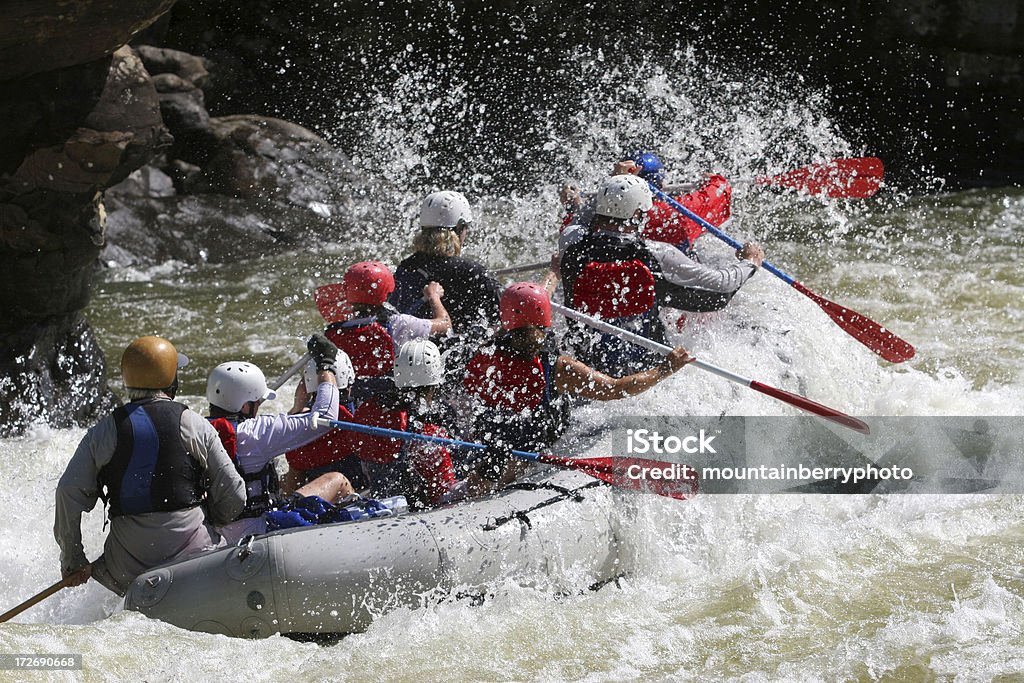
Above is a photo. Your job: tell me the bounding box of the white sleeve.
[389,313,433,348]
[646,239,758,293]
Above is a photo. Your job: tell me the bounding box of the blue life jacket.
[100,399,205,517]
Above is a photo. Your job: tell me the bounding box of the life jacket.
[560,232,667,375]
[325,309,395,379]
[353,397,456,506]
[207,416,281,519]
[99,399,205,517]
[562,231,660,320]
[351,397,410,464]
[641,174,732,250]
[462,337,569,452]
[284,405,358,473]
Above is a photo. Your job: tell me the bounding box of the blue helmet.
[628,151,665,188]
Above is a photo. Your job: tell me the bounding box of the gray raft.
[124,468,628,637]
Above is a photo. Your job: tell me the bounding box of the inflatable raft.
[124,467,628,638]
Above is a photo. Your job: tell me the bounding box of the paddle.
[755,157,884,199]
[314,283,352,324]
[667,158,884,199]
[491,261,551,276]
[314,417,698,500]
[551,302,870,435]
[0,571,85,623]
[648,184,915,363]
[270,352,312,391]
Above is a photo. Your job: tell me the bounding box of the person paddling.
[206,334,355,543]
[349,339,465,507]
[560,151,731,256]
[55,336,246,595]
[390,190,502,335]
[462,283,693,490]
[326,260,451,401]
[283,350,368,492]
[557,173,764,375]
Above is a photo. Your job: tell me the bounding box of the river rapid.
[1,53,1023,681]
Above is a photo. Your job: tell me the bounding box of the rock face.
[1,2,361,434]
[1,3,173,435]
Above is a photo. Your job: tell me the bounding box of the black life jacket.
[207,416,281,519]
[99,399,205,518]
[560,231,668,375]
[462,334,570,453]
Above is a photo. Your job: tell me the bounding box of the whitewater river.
[2,56,1023,679]
[1,181,1021,681]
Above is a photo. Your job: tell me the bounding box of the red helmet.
[500,282,553,330]
[344,261,395,305]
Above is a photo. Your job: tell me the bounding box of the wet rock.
[0,0,176,82]
[1,33,170,435]
[0,317,121,435]
[99,191,310,267]
[113,165,177,198]
[135,45,210,87]
[182,114,356,208]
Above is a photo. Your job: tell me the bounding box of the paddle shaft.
[271,352,312,391]
[0,575,78,623]
[316,416,553,464]
[554,303,756,386]
[551,303,869,434]
[649,185,794,282]
[313,417,700,499]
[491,261,551,276]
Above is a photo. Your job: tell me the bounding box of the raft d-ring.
[237,534,256,561]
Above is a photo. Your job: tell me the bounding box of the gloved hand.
[307,333,340,373]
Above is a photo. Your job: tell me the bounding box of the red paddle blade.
[314,283,353,324]
[747,381,871,435]
[537,455,699,501]
[756,157,884,199]
[792,282,915,363]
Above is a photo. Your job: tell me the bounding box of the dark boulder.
[1,38,170,435]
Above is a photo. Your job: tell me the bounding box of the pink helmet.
[500,282,553,331]
[344,261,395,306]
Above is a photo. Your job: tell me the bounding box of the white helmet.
[393,339,444,388]
[303,349,355,392]
[594,174,653,220]
[206,361,277,413]
[419,191,473,229]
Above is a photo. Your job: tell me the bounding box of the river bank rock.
[1,2,172,435]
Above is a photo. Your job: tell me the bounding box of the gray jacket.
[54,398,246,595]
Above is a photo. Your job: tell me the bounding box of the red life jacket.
[462,344,568,452]
[351,397,410,464]
[284,405,357,472]
[325,317,395,378]
[406,422,456,502]
[571,259,656,319]
[463,351,551,411]
[561,232,660,321]
[207,416,238,460]
[206,415,280,518]
[642,174,732,247]
[352,398,455,500]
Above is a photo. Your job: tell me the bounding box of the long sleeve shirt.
[54,399,245,595]
[218,381,340,543]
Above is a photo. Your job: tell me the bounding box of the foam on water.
[2,46,1022,680]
